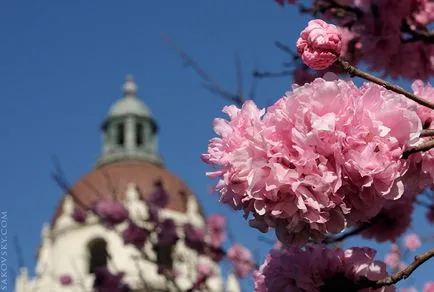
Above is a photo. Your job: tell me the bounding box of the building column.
[125,116,135,152]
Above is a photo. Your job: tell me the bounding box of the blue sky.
[0,1,432,291]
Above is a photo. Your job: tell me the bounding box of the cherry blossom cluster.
[276,0,434,81]
[254,244,393,291]
[202,73,429,244]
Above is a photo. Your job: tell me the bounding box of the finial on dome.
[123,74,137,98]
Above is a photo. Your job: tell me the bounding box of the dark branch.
[403,139,434,159]
[370,247,434,288]
[253,70,292,79]
[338,58,434,110]
[322,222,373,244]
[162,33,246,106]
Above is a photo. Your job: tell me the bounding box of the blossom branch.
[401,22,434,44]
[252,41,298,80]
[420,129,434,137]
[162,33,251,107]
[402,139,434,159]
[337,58,434,110]
[321,222,374,244]
[369,247,434,288]
[253,70,293,78]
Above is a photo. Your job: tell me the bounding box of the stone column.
[125,116,135,152]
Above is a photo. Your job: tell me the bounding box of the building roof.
[52,160,204,226]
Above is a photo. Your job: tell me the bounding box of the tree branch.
[337,58,434,110]
[420,129,434,137]
[253,70,293,79]
[403,139,434,159]
[321,223,373,244]
[370,247,434,288]
[162,33,247,107]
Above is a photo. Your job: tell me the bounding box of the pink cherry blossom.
[424,282,434,292]
[360,189,415,242]
[412,80,434,128]
[404,233,422,250]
[384,252,400,269]
[206,214,226,247]
[254,245,394,292]
[296,19,342,70]
[337,26,362,65]
[59,274,73,286]
[93,200,129,227]
[203,75,422,244]
[410,0,434,27]
[227,244,255,278]
[197,263,213,277]
[400,288,418,292]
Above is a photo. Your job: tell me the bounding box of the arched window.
[87,238,110,274]
[116,123,125,146]
[154,244,174,270]
[136,122,143,146]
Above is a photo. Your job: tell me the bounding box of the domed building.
[15,76,240,292]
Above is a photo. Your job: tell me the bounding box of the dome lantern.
[96,75,162,166]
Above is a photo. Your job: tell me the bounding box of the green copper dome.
[96,75,162,167]
[108,75,151,117]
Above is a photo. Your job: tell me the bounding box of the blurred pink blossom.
[59,274,73,286]
[384,252,400,269]
[404,233,422,251]
[424,282,434,292]
[254,245,394,291]
[227,244,255,278]
[206,214,226,247]
[400,288,418,292]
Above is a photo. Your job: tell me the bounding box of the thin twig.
[253,70,293,78]
[338,58,434,110]
[421,129,434,137]
[162,33,245,106]
[403,139,434,159]
[415,199,432,208]
[322,222,373,244]
[13,236,25,270]
[274,41,298,58]
[370,247,434,288]
[51,155,88,209]
[234,53,244,99]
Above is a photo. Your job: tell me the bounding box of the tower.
[97,74,161,166]
[15,76,240,292]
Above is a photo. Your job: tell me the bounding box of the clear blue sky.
[0,1,432,291]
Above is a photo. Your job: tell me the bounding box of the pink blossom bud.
[404,233,421,251]
[296,19,342,70]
